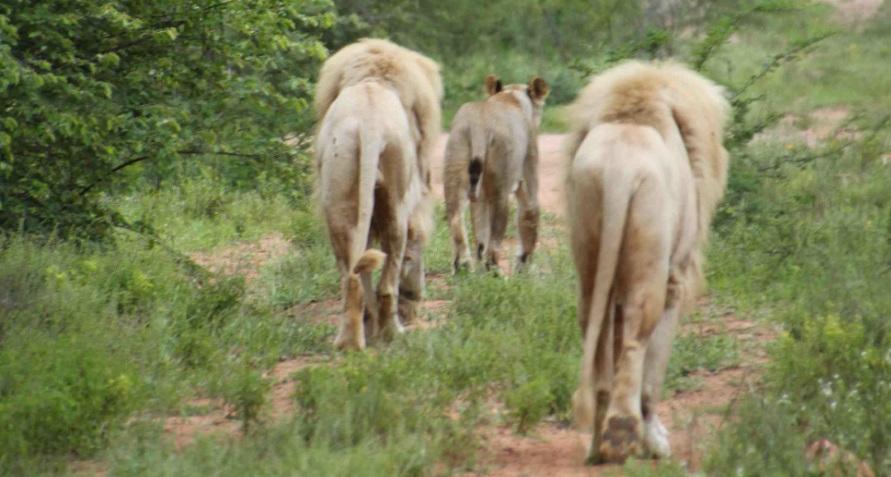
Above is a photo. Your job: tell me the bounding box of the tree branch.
[79,155,152,196]
[78,148,270,196]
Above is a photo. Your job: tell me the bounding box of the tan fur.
[353,249,387,274]
[443,76,549,273]
[314,40,442,350]
[565,61,729,463]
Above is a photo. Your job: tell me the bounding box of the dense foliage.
[0,0,333,238]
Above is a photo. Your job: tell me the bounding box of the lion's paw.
[599,415,643,464]
[644,416,671,459]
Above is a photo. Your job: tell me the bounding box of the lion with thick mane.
[314,39,442,350]
[564,61,729,463]
[443,74,549,273]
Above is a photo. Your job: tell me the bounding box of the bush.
[0,334,138,464]
[705,115,891,475]
[0,235,293,470]
[219,361,270,433]
[0,0,333,238]
[505,376,553,434]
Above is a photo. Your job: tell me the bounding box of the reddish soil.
[68,460,109,477]
[537,135,569,217]
[287,297,341,326]
[754,107,857,148]
[823,0,884,25]
[158,357,332,451]
[189,232,290,283]
[267,356,331,421]
[466,423,611,477]
[163,398,241,450]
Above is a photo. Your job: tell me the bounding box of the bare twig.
[78,148,277,197]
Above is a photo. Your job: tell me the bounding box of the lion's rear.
[566,60,729,299]
[566,60,730,463]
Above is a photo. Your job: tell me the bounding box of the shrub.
[0,0,333,238]
[0,330,140,469]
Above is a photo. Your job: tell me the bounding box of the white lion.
[565,61,730,463]
[314,39,442,350]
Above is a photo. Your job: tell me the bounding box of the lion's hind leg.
[640,270,685,458]
[513,180,539,273]
[371,151,412,343]
[329,231,369,351]
[322,148,369,351]
[469,198,490,269]
[600,186,671,463]
[514,135,540,273]
[376,212,408,342]
[444,135,473,274]
[333,272,366,351]
[484,193,510,273]
[587,306,615,465]
[445,178,472,274]
[398,222,425,324]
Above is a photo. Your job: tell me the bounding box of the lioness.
[443,75,549,273]
[565,61,730,463]
[314,39,442,350]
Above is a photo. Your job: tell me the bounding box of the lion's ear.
[528,76,550,102]
[485,75,503,96]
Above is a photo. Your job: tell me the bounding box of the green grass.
[701,135,891,475]
[96,233,732,475]
[666,333,741,393]
[540,105,570,134]
[112,166,304,252]
[0,199,738,475]
[0,233,331,473]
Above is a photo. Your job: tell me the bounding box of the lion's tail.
[573,170,633,431]
[346,124,387,328]
[467,125,487,200]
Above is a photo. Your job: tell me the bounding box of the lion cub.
[443,75,549,273]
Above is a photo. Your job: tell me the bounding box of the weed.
[219,361,270,433]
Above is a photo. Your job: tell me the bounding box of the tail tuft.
[353,249,386,274]
[468,157,483,201]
